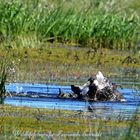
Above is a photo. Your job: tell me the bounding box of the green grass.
[0,0,140,50]
[0,105,139,140]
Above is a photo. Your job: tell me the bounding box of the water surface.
[5,82,140,119]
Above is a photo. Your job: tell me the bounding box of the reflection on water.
[5,82,140,119]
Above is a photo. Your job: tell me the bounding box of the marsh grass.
[0,0,140,84]
[1,44,140,84]
[0,105,139,139]
[0,0,140,50]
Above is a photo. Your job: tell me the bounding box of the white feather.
[96,71,104,82]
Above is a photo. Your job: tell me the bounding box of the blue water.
[5,83,140,118]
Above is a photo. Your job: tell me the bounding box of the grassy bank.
[0,0,140,84]
[0,0,140,50]
[0,105,139,139]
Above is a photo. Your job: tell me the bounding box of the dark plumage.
[87,77,97,99]
[71,85,82,99]
[87,84,97,99]
[88,77,95,84]
[71,85,81,94]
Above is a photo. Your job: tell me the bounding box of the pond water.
[5,82,140,119]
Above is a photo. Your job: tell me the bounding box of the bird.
[71,85,81,95]
[71,85,83,99]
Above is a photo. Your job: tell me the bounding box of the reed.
[0,62,7,104]
[0,51,15,104]
[0,0,139,50]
